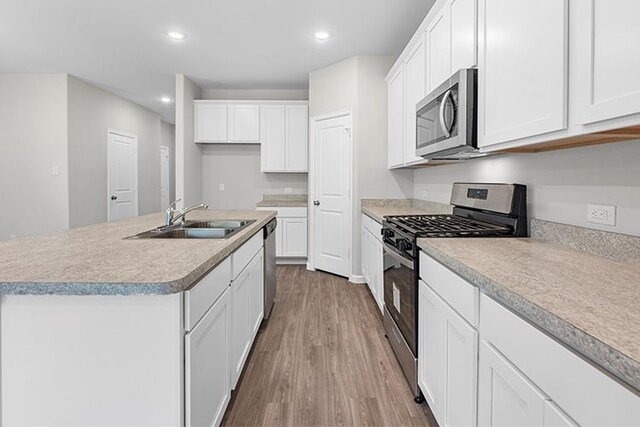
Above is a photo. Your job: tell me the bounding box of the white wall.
[199,88,309,209]
[160,121,176,204]
[175,74,203,208]
[0,74,69,240]
[201,145,308,209]
[414,140,640,236]
[309,56,413,279]
[67,76,162,228]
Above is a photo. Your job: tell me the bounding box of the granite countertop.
[361,199,453,223]
[256,194,308,208]
[418,237,640,392]
[0,209,276,296]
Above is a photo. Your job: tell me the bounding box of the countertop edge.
[0,212,277,297]
[418,239,640,393]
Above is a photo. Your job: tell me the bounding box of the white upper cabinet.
[195,103,227,142]
[260,103,308,173]
[285,105,308,172]
[227,104,260,142]
[450,0,477,73]
[404,33,427,165]
[574,0,640,125]
[477,0,568,148]
[426,6,451,92]
[260,105,286,171]
[387,65,405,169]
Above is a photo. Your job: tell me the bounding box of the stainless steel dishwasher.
[263,218,277,319]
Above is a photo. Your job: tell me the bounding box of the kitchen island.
[0,209,276,426]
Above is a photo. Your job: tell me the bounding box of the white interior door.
[312,114,352,278]
[107,131,137,221]
[160,146,170,209]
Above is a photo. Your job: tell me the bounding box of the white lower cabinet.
[257,207,307,260]
[418,279,478,426]
[361,214,383,313]
[231,248,264,388]
[478,339,547,426]
[185,287,232,427]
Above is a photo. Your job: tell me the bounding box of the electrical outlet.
[587,204,616,226]
[419,190,428,198]
[219,183,225,192]
[284,187,293,194]
[51,166,59,176]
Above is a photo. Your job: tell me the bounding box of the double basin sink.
[129,219,256,239]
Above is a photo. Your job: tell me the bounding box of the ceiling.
[0,0,435,123]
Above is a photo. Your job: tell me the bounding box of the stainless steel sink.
[183,220,254,229]
[127,219,256,240]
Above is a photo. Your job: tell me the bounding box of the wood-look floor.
[221,265,437,427]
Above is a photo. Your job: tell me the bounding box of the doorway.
[160,146,170,209]
[107,130,138,221]
[309,112,353,278]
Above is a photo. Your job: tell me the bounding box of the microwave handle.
[439,89,452,138]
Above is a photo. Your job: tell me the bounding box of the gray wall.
[160,121,176,204]
[199,88,309,209]
[309,56,413,279]
[0,74,69,240]
[175,74,203,208]
[414,140,640,236]
[67,76,162,228]
[201,145,308,209]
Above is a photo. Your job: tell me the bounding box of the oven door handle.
[383,242,414,269]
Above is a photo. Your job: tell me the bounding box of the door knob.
[313,200,320,206]
[111,195,118,200]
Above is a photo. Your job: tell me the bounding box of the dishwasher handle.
[264,218,277,237]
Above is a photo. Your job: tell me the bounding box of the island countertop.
[418,236,640,393]
[0,209,276,296]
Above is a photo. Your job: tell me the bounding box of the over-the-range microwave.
[416,68,482,160]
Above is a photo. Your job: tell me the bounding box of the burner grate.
[386,214,512,237]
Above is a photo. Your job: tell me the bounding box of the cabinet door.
[478,340,546,426]
[418,281,446,422]
[260,105,286,172]
[285,105,308,172]
[450,0,477,72]
[185,287,231,427]
[249,250,264,338]
[478,0,568,148]
[228,104,260,142]
[361,227,369,284]
[275,220,284,257]
[426,6,451,92]
[281,218,307,257]
[574,0,640,125]
[195,103,227,142]
[371,236,384,313]
[231,264,251,388]
[404,34,427,164]
[544,401,578,427]
[388,66,405,168]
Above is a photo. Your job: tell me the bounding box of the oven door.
[383,242,417,355]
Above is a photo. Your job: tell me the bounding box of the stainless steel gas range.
[381,183,528,403]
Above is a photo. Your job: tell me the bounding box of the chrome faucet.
[165,199,208,226]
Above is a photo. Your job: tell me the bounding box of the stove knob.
[398,239,413,252]
[383,228,395,238]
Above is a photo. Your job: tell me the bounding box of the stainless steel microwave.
[415,68,479,159]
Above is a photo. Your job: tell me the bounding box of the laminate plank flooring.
[221,266,438,427]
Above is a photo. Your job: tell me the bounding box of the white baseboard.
[349,275,366,284]
[306,262,315,271]
[276,257,307,265]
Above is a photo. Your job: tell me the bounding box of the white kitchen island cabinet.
[0,211,271,427]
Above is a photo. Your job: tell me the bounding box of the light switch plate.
[587,204,616,226]
[219,183,225,192]
[284,187,293,194]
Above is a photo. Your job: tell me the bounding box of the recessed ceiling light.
[160,96,172,104]
[314,31,330,41]
[167,31,186,40]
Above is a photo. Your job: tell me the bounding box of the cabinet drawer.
[362,213,382,241]
[185,257,231,331]
[480,294,640,426]
[419,252,478,327]
[232,232,263,280]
